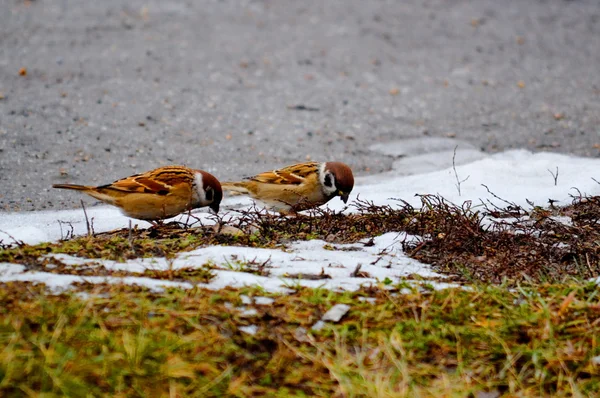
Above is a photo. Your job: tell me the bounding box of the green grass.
[0,282,598,396]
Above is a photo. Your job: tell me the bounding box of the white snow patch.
[239,308,259,317]
[0,263,26,277]
[0,206,217,246]
[177,232,442,292]
[347,150,600,212]
[321,304,351,322]
[0,226,49,246]
[548,216,573,226]
[312,303,351,331]
[239,325,259,335]
[45,253,171,273]
[254,296,275,305]
[358,297,377,304]
[239,295,274,305]
[0,270,193,293]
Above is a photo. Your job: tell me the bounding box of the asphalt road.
[1,0,599,212]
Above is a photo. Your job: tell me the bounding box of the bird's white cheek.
[192,173,207,205]
[323,186,336,196]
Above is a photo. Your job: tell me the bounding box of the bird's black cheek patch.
[324,174,333,188]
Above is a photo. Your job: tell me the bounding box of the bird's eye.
[324,173,333,188]
[205,187,213,201]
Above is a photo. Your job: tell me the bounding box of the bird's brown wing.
[102,166,194,195]
[249,162,319,185]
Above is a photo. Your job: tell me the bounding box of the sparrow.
[222,161,354,213]
[53,166,222,222]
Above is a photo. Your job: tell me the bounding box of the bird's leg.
[280,209,300,218]
[149,220,163,228]
[175,209,193,229]
[185,209,193,227]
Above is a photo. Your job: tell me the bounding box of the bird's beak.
[210,203,220,214]
[339,191,349,204]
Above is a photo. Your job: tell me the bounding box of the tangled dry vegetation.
[229,193,600,285]
[395,193,600,284]
[3,194,600,285]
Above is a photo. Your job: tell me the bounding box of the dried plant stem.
[452,145,470,196]
[81,200,92,237]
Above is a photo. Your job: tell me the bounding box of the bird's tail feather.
[221,182,250,196]
[52,184,93,191]
[52,184,119,205]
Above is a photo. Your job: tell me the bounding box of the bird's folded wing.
[103,167,192,195]
[249,162,319,185]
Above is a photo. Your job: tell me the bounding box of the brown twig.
[452,145,470,196]
[80,200,92,237]
[548,166,559,186]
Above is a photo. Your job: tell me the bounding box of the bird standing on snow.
[221,161,354,214]
[53,166,222,223]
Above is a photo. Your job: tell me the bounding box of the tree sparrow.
[222,161,354,213]
[53,166,222,222]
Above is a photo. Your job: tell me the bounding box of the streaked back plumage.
[221,161,354,213]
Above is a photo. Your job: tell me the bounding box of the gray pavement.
[0,0,599,212]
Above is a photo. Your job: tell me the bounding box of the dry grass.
[398,194,600,284]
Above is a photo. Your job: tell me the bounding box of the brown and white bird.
[53,166,222,222]
[221,161,354,213]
